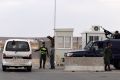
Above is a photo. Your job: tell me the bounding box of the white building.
[55,28,73,65]
[81,26,107,49]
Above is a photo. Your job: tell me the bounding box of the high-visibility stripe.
[40,47,47,54]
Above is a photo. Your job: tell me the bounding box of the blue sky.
[0,0,120,37]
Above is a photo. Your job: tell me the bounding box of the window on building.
[94,36,99,41]
[89,36,99,41]
[89,36,93,41]
[56,36,72,49]
[57,36,64,48]
[65,37,71,48]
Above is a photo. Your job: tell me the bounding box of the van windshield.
[6,41,30,51]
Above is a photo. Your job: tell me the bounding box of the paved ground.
[0,52,120,80]
[1,65,120,80]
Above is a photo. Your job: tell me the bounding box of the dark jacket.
[113,33,120,39]
[103,47,112,63]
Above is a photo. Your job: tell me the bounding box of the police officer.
[47,36,55,69]
[103,42,112,71]
[49,45,55,69]
[35,41,48,69]
[113,31,120,39]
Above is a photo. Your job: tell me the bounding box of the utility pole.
[54,0,56,49]
[86,33,88,46]
[54,0,56,30]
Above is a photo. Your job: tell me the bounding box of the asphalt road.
[0,63,120,80]
[0,52,120,80]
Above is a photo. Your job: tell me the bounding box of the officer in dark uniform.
[47,36,55,69]
[103,42,112,71]
[113,31,120,39]
[35,41,48,69]
[49,45,55,69]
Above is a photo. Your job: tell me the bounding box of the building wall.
[73,37,82,50]
[55,28,74,65]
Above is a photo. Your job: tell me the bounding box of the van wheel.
[2,66,6,71]
[27,66,32,72]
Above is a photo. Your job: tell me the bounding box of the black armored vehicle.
[65,39,120,69]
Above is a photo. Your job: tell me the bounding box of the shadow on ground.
[2,68,32,72]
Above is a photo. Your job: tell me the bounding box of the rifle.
[100,26,113,39]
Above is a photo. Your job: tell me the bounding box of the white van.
[2,39,32,71]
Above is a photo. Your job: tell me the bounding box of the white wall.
[55,28,73,65]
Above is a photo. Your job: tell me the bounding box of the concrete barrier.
[64,57,104,71]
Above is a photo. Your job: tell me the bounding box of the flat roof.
[55,28,73,32]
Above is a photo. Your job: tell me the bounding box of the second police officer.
[35,41,48,69]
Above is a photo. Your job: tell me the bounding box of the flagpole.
[54,0,56,47]
[54,0,56,30]
[53,0,56,66]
